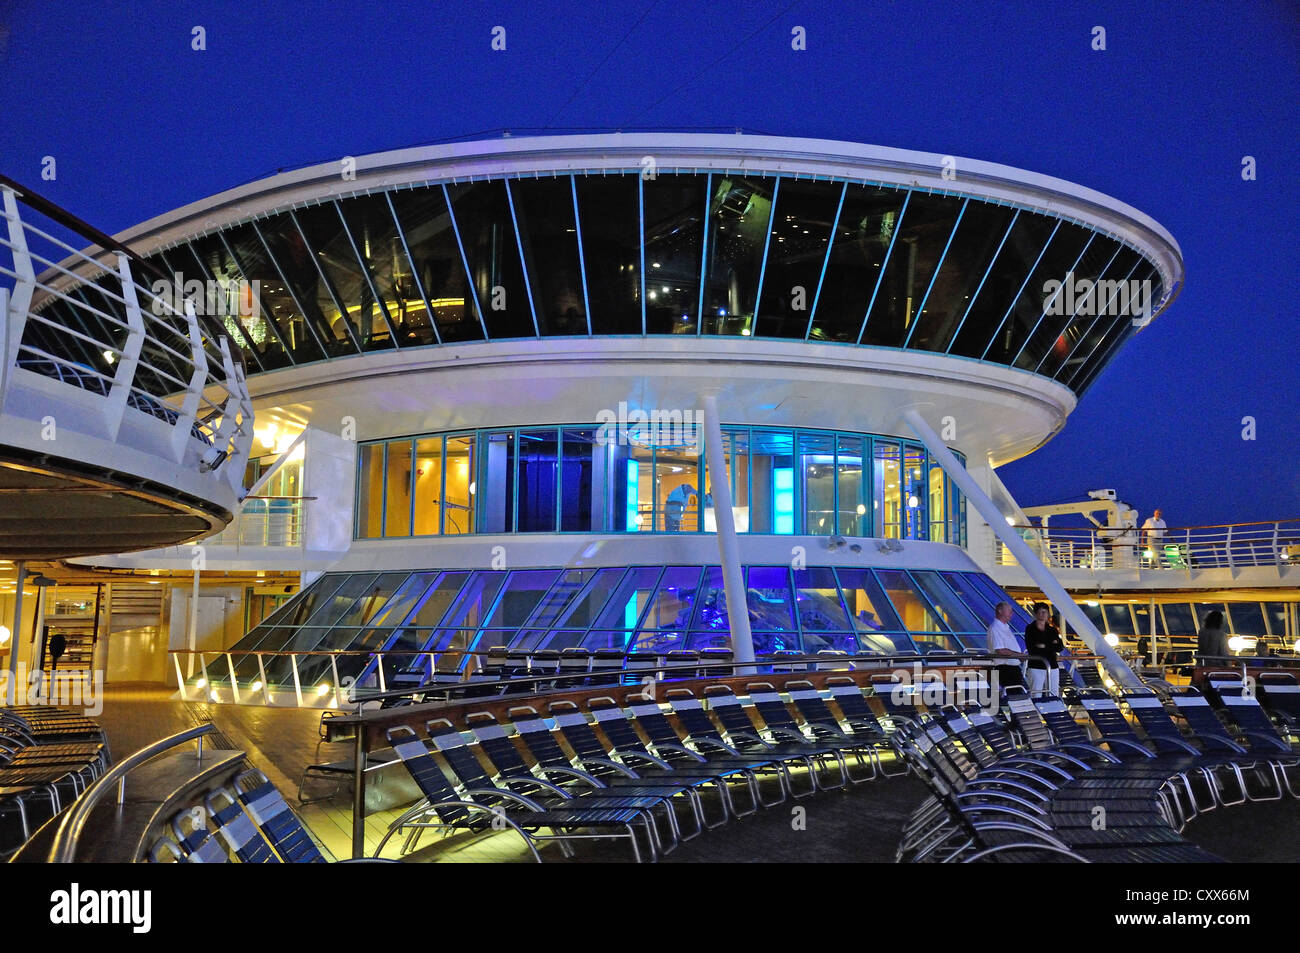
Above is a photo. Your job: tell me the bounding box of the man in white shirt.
[986,601,1025,691]
[1142,508,1167,567]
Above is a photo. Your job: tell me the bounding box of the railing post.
[1226,524,1235,571]
[1272,522,1281,567]
[290,653,304,708]
[169,297,208,463]
[172,654,190,701]
[375,653,387,693]
[197,652,212,699]
[103,252,146,441]
[329,654,342,707]
[225,652,241,703]
[1,188,35,413]
[256,653,269,703]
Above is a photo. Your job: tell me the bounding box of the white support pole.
[902,409,1142,690]
[188,569,200,680]
[701,394,755,671]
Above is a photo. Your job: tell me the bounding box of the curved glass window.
[357,423,965,543]
[510,177,587,335]
[755,179,841,339]
[446,180,534,339]
[387,186,484,343]
[700,175,776,335]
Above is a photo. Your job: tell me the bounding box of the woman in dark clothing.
[1196,610,1229,661]
[1023,603,1064,697]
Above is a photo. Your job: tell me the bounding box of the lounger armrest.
[1151,735,1203,756]
[977,766,1063,791]
[804,721,853,740]
[724,730,770,748]
[1098,736,1158,758]
[1047,742,1120,764]
[536,765,607,788]
[1198,733,1248,755]
[1238,729,1294,753]
[462,787,548,812]
[765,726,812,744]
[962,807,1055,833]
[988,756,1078,781]
[965,776,1053,801]
[612,749,674,770]
[688,737,744,757]
[577,757,638,778]
[499,776,572,799]
[648,742,707,763]
[954,789,1048,816]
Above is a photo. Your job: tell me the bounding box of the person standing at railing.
[987,601,1026,692]
[1142,508,1167,567]
[1023,603,1064,697]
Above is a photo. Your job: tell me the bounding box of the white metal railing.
[0,182,253,490]
[991,519,1300,573]
[207,496,305,547]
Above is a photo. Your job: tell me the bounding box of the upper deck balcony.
[982,518,1300,591]
[0,179,254,557]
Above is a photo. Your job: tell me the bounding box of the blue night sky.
[2,0,1296,528]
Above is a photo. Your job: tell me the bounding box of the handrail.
[1010,518,1300,532]
[49,723,214,863]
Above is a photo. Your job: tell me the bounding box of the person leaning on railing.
[986,601,1026,691]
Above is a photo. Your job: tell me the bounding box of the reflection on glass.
[574,175,641,334]
[356,444,384,538]
[518,429,559,532]
[643,174,709,334]
[833,568,909,654]
[443,435,476,534]
[988,221,1090,366]
[902,444,927,540]
[799,432,835,535]
[873,440,901,539]
[446,180,534,339]
[750,429,794,534]
[810,184,908,343]
[480,431,516,533]
[384,440,413,537]
[293,202,395,352]
[1039,245,1141,379]
[413,437,444,535]
[862,192,963,347]
[901,202,1017,353]
[928,463,946,543]
[836,434,866,537]
[388,186,483,343]
[700,175,775,335]
[1018,234,1120,371]
[755,179,841,338]
[339,193,430,348]
[560,429,597,531]
[949,212,1057,359]
[510,177,587,335]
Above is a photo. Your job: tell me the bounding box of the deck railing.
[0,177,253,489]
[991,519,1300,574]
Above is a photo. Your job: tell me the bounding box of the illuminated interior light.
[103,350,116,364]
[1103,633,1119,647]
[1228,636,1249,653]
[195,677,207,689]
[1005,516,1016,525]
[250,680,264,692]
[315,684,331,697]
[856,504,866,515]
[0,625,10,645]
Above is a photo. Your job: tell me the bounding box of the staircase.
[41,582,165,676]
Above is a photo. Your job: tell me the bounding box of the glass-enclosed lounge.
[28,167,1170,400]
[354,424,966,543]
